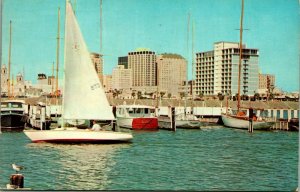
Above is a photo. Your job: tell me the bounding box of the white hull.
[116,117,133,129]
[221,114,274,130]
[23,128,133,143]
[158,116,201,129]
[176,120,201,129]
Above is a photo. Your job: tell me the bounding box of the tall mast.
[185,12,190,113]
[100,0,103,53]
[0,0,3,134]
[56,7,60,103]
[7,20,12,98]
[237,0,244,112]
[52,62,54,95]
[191,21,195,112]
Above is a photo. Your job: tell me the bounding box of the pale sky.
[1,0,299,92]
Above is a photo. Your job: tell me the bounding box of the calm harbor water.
[0,127,298,191]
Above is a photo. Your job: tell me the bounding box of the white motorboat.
[116,104,158,130]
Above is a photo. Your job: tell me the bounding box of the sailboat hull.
[23,129,133,143]
[221,114,274,130]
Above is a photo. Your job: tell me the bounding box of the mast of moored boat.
[237,0,244,113]
[7,20,12,98]
[56,7,60,118]
[184,12,190,116]
[0,0,3,134]
[191,21,195,114]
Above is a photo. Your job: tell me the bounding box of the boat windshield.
[10,103,23,108]
[1,103,8,108]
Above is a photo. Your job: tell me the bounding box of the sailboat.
[23,1,132,143]
[221,0,274,130]
[176,14,200,129]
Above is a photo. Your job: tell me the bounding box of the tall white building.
[112,65,132,90]
[195,42,259,96]
[157,54,186,97]
[128,49,156,87]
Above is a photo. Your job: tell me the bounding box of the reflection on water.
[25,143,130,190]
[0,132,130,191]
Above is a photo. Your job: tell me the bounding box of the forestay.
[63,2,114,120]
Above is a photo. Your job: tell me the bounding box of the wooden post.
[10,174,24,188]
[171,106,176,131]
[248,108,254,133]
[112,106,116,131]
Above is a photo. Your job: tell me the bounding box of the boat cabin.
[1,100,25,114]
[117,105,156,118]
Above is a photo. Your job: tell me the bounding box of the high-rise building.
[118,56,128,69]
[259,74,275,90]
[128,49,156,87]
[102,74,112,92]
[90,52,103,83]
[195,42,259,96]
[112,65,132,90]
[157,54,186,97]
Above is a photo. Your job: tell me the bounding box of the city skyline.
[1,0,299,92]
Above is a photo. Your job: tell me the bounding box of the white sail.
[63,2,114,120]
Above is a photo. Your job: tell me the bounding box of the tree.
[167,93,172,99]
[160,91,166,98]
[217,92,224,101]
[254,93,260,101]
[137,91,142,99]
[131,92,136,99]
[179,92,185,99]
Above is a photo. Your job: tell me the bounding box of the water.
[0,127,298,191]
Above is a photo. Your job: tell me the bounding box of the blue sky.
[1,0,299,92]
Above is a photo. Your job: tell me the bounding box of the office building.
[128,49,156,87]
[157,54,187,97]
[259,73,275,90]
[103,74,112,92]
[112,65,132,90]
[195,42,259,96]
[118,56,128,69]
[90,52,103,83]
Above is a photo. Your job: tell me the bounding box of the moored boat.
[116,104,158,130]
[1,100,28,131]
[221,114,274,130]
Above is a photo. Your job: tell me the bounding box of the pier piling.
[9,174,24,189]
[170,106,176,131]
[248,108,254,133]
[112,106,116,131]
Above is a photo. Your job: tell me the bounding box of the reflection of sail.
[26,144,130,190]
